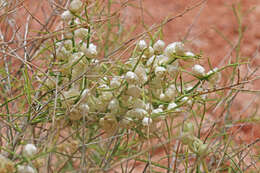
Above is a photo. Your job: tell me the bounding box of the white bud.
[137,40,147,51]
[75,28,89,39]
[152,108,163,114]
[81,43,97,58]
[126,85,141,98]
[153,40,165,54]
[164,42,185,57]
[192,64,205,77]
[17,165,37,173]
[23,144,37,157]
[142,117,152,126]
[155,66,166,77]
[167,102,178,110]
[125,71,139,84]
[61,10,73,21]
[69,0,83,13]
[185,51,195,57]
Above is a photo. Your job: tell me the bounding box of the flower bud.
[192,64,205,77]
[61,10,73,21]
[108,98,119,113]
[164,42,185,57]
[69,0,83,13]
[167,102,178,111]
[125,71,139,84]
[74,28,89,39]
[142,117,152,126]
[153,40,165,54]
[185,51,195,57]
[17,165,36,173]
[23,144,37,157]
[81,43,97,58]
[137,40,147,51]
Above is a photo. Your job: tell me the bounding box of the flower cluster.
[37,0,223,140]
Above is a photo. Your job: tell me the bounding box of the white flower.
[75,28,89,39]
[153,40,165,54]
[137,40,147,51]
[192,64,205,77]
[81,43,97,58]
[155,66,166,77]
[125,71,139,84]
[23,144,37,157]
[61,10,73,21]
[167,102,178,110]
[164,42,185,57]
[17,165,36,173]
[142,117,152,126]
[185,51,195,57]
[126,85,141,98]
[69,0,83,13]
